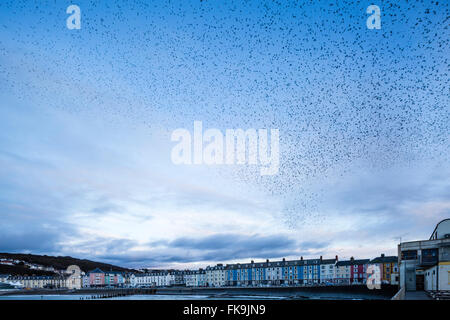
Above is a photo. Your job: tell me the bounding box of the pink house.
[88,268,105,286]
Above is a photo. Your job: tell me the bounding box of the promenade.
[404,291,431,300]
[0,284,397,300]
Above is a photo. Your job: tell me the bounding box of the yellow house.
[369,254,399,285]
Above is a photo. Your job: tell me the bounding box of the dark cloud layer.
[94,234,329,267]
[168,233,295,251]
[0,228,60,253]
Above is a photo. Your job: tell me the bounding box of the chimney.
[335,255,338,261]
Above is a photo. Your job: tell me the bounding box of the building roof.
[105,271,124,275]
[132,273,146,278]
[88,268,104,274]
[369,255,398,264]
[430,218,450,240]
[336,259,370,266]
[206,265,225,270]
[9,275,65,280]
[320,259,337,264]
[224,257,333,269]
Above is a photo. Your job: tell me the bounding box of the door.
[416,274,424,290]
[405,269,416,291]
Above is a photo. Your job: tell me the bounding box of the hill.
[0,264,56,276]
[0,253,136,274]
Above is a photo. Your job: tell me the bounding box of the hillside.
[0,253,136,274]
[0,264,56,276]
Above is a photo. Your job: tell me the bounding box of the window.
[401,250,417,260]
[422,249,439,264]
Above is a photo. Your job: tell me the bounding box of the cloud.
[299,241,329,250]
[0,228,60,253]
[90,204,125,214]
[0,197,80,255]
[63,236,139,258]
[168,233,294,251]
[0,217,78,254]
[94,233,299,267]
[0,0,448,270]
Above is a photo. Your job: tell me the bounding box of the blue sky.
[0,1,449,268]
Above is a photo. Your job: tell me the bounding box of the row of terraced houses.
[3,221,448,291]
[1,254,398,289]
[128,254,398,288]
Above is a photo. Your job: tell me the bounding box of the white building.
[130,270,184,288]
[184,271,196,287]
[170,270,185,286]
[424,263,450,291]
[399,219,450,291]
[130,273,150,287]
[185,269,206,287]
[196,270,206,287]
[8,275,67,288]
[205,264,225,287]
[265,261,283,285]
[0,274,10,283]
[82,274,90,287]
[0,260,15,266]
[335,261,351,284]
[320,257,337,284]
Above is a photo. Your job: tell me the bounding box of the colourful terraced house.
[225,257,325,286]
[88,268,125,287]
[369,254,399,285]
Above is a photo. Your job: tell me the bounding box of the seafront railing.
[391,287,405,300]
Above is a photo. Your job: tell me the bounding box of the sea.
[0,291,289,300]
[0,288,378,300]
